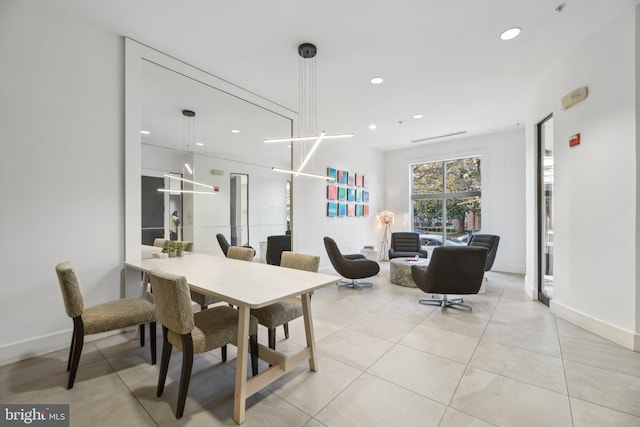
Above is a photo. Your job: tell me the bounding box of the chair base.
[337,279,373,290]
[419,294,472,311]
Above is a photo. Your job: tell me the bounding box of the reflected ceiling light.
[231,129,240,134]
[413,114,423,119]
[272,167,336,181]
[140,130,150,135]
[183,162,193,174]
[159,174,215,195]
[370,77,384,85]
[195,142,204,146]
[266,43,353,179]
[369,124,377,130]
[500,27,521,40]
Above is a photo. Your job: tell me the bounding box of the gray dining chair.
[149,268,259,419]
[55,261,156,389]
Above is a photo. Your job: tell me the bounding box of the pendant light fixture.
[158,109,215,194]
[268,43,353,181]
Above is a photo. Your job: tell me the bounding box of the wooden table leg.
[300,292,318,372]
[233,305,250,424]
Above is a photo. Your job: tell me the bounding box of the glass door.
[537,115,554,305]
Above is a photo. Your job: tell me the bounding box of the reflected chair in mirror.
[251,252,320,349]
[217,233,255,258]
[388,232,428,259]
[153,238,170,248]
[148,268,259,419]
[55,261,156,389]
[216,233,230,256]
[323,236,380,290]
[266,234,292,266]
[467,234,500,276]
[410,246,488,310]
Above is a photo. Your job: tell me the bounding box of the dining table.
[124,252,338,424]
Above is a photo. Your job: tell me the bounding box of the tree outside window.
[412,157,481,238]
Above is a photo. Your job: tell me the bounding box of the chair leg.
[419,294,472,311]
[268,328,276,350]
[157,326,172,397]
[67,317,84,389]
[221,345,227,362]
[283,323,290,339]
[66,332,75,372]
[337,279,373,290]
[249,334,259,377]
[200,304,208,311]
[139,324,145,347]
[176,334,194,419]
[150,321,157,365]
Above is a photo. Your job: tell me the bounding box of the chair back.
[55,261,84,318]
[153,238,170,248]
[227,246,255,261]
[280,252,320,273]
[323,237,347,271]
[411,246,487,295]
[266,235,292,265]
[148,269,194,335]
[467,234,500,271]
[390,232,421,252]
[216,234,230,256]
[179,241,193,251]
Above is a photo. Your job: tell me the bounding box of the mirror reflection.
[139,59,292,258]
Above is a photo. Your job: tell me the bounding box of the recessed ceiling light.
[500,27,521,41]
[370,77,384,85]
[195,142,204,146]
[369,124,377,130]
[140,130,150,135]
[231,129,240,134]
[413,114,423,119]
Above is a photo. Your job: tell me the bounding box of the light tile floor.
[2,264,640,426]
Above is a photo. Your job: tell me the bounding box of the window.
[411,157,481,242]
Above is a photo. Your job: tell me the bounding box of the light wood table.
[125,253,338,424]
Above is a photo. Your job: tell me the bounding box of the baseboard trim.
[492,263,525,275]
[0,329,121,367]
[550,300,639,351]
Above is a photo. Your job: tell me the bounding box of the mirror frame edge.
[124,38,296,261]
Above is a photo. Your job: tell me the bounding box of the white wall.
[0,1,125,364]
[293,141,385,272]
[525,10,639,349]
[383,129,526,274]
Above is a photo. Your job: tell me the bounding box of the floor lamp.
[378,211,394,261]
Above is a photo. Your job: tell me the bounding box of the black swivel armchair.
[216,233,255,258]
[411,246,488,310]
[467,234,500,272]
[323,237,380,290]
[389,232,428,259]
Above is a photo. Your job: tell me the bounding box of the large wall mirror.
[125,39,295,262]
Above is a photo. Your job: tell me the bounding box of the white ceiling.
[49,0,636,152]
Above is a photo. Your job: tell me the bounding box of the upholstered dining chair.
[410,246,488,310]
[55,261,156,389]
[323,236,380,290]
[148,268,259,419]
[227,246,255,261]
[251,252,320,349]
[153,238,170,248]
[388,232,428,259]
